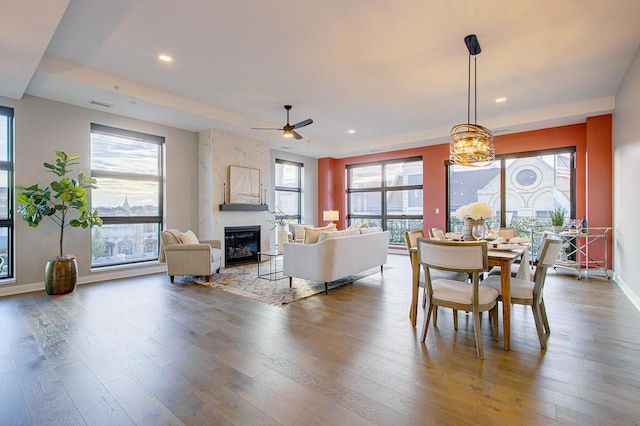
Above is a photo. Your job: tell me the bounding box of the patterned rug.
[179,259,387,306]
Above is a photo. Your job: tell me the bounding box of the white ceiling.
[3,0,640,158]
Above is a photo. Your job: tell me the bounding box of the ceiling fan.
[252,105,313,140]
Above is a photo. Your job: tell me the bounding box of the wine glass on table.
[490,219,500,236]
[472,224,484,241]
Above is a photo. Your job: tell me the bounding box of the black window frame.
[0,106,14,279]
[90,123,164,267]
[445,147,576,230]
[347,156,423,244]
[274,159,303,224]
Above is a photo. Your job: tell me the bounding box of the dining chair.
[404,230,468,309]
[428,227,446,240]
[481,237,562,349]
[497,227,518,240]
[417,238,499,359]
[487,227,523,277]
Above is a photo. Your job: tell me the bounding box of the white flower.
[455,202,493,220]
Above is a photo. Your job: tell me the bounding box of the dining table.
[409,242,527,351]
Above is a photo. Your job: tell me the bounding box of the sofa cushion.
[317,228,360,242]
[180,230,200,244]
[294,224,312,241]
[303,224,338,244]
[359,226,383,234]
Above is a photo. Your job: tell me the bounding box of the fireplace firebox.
[224,226,260,266]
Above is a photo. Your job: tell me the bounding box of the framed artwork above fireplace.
[229,165,260,204]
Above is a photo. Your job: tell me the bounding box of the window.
[347,157,423,245]
[274,159,302,222]
[0,106,13,279]
[274,159,302,245]
[90,124,164,267]
[447,148,575,238]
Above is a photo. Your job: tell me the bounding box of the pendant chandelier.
[449,34,495,167]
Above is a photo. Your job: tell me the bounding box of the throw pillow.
[317,228,360,242]
[294,224,312,241]
[303,224,337,244]
[359,226,383,234]
[180,230,200,244]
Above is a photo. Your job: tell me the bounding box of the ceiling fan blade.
[251,127,284,130]
[292,130,303,140]
[291,118,313,129]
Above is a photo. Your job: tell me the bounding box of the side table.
[257,250,286,282]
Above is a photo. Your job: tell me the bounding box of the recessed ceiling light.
[495,97,507,103]
[348,129,356,134]
[158,54,173,63]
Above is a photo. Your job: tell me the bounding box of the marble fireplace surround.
[198,129,273,266]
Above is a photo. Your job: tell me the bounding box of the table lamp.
[323,210,339,225]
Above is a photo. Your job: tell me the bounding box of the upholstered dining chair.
[481,237,562,349]
[417,238,499,359]
[428,227,446,240]
[497,227,518,240]
[487,227,523,277]
[404,230,468,310]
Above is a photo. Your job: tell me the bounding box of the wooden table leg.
[410,250,419,327]
[500,258,511,350]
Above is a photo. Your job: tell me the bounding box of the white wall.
[1,95,199,296]
[612,46,640,310]
[198,129,272,264]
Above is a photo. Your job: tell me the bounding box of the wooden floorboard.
[1,254,639,425]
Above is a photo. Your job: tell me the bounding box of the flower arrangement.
[455,201,493,221]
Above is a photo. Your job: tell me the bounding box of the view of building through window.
[90,124,163,267]
[274,159,302,245]
[0,106,13,278]
[448,149,574,238]
[347,157,423,245]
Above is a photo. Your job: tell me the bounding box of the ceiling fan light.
[283,129,294,138]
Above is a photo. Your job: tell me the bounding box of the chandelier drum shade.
[449,34,495,167]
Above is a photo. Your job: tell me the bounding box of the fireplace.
[224,226,260,266]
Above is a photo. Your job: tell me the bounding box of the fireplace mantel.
[219,204,269,212]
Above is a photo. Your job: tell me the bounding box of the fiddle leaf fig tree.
[16,151,103,258]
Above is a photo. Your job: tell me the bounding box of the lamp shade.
[323,210,339,222]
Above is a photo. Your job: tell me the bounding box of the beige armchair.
[159,229,222,283]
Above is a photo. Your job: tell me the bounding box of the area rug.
[184,259,388,306]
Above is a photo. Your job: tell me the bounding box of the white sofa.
[283,229,390,294]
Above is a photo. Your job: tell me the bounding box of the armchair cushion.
[180,230,200,244]
[160,229,222,283]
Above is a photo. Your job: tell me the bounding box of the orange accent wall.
[318,117,613,268]
[585,115,613,267]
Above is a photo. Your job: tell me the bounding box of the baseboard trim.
[615,272,640,313]
[0,264,166,298]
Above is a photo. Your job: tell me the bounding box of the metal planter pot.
[44,256,78,295]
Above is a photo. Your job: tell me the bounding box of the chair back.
[532,238,562,300]
[534,231,556,264]
[536,237,562,269]
[404,229,424,250]
[428,228,445,240]
[416,238,487,274]
[498,227,518,240]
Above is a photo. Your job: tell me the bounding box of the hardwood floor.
[1,254,639,425]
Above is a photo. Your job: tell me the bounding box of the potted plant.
[550,205,567,233]
[268,208,291,253]
[16,151,103,295]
